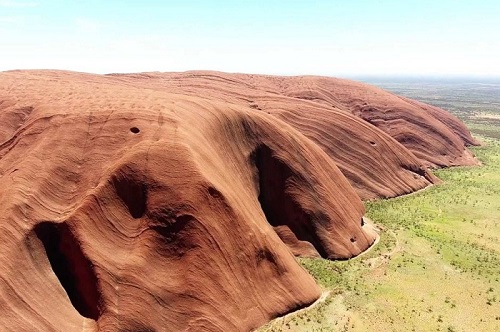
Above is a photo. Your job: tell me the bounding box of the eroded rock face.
[105,71,477,199]
[276,75,480,167]
[0,71,377,331]
[0,70,477,331]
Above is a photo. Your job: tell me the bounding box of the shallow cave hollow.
[252,144,328,258]
[34,222,100,320]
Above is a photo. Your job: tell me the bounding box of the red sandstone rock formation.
[0,70,476,331]
[275,75,480,167]
[106,71,477,199]
[0,70,376,331]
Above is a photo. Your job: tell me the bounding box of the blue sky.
[1,0,499,77]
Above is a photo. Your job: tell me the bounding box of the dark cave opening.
[253,145,327,257]
[112,174,147,219]
[34,222,100,320]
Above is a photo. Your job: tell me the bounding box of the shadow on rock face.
[33,222,101,320]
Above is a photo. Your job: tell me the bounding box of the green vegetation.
[369,80,500,140]
[365,80,500,121]
[260,136,500,332]
[259,86,500,331]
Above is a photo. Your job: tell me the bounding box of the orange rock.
[106,71,477,198]
[0,70,475,331]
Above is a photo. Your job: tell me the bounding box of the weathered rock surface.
[0,70,376,331]
[107,71,477,199]
[0,70,476,331]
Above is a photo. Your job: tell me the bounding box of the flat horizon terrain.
[259,80,500,332]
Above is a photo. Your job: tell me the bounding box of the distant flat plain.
[363,77,500,140]
[259,78,500,332]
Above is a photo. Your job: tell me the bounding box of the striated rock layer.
[0,70,476,331]
[105,71,478,199]
[278,76,480,167]
[0,70,377,331]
